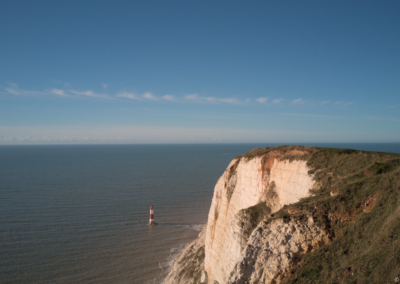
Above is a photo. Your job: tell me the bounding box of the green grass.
[264,147,400,284]
[236,145,313,160]
[239,202,271,242]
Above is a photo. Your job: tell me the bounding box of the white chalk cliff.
[165,149,326,284]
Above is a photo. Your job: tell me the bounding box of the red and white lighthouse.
[149,205,154,224]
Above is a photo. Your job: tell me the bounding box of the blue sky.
[1,0,399,144]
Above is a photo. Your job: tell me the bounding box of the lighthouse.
[149,205,154,225]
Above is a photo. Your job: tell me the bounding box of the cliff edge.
[164,145,400,284]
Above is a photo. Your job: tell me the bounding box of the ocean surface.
[1,143,400,284]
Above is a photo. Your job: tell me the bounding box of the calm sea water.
[1,143,399,284]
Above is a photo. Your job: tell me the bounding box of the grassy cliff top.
[241,145,400,284]
[237,144,398,160]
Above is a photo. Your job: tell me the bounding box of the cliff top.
[241,145,400,283]
[237,144,398,160]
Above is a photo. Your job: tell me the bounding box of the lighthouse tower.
[149,205,154,225]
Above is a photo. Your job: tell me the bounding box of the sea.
[1,143,400,284]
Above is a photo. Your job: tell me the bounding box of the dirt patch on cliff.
[261,155,277,187]
[363,190,383,213]
[259,147,311,190]
[361,178,391,214]
[363,169,374,176]
[330,187,339,196]
[237,145,311,161]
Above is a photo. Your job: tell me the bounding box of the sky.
[1,0,399,144]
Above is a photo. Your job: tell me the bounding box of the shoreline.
[163,224,207,284]
[158,224,207,284]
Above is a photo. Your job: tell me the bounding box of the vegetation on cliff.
[239,202,271,243]
[248,146,400,284]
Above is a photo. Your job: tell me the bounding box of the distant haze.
[1,126,399,144]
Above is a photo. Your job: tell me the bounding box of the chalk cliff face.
[164,149,320,284]
[204,150,316,284]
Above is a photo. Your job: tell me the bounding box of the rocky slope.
[164,146,400,284]
[164,226,206,284]
[228,216,329,284]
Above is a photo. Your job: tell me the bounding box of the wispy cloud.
[204,97,217,103]
[256,97,268,104]
[50,88,68,96]
[333,101,354,106]
[360,115,400,122]
[185,94,198,100]
[4,84,111,99]
[116,91,141,100]
[4,83,46,96]
[70,90,109,98]
[1,82,357,109]
[163,94,176,101]
[143,92,158,100]
[117,91,158,101]
[278,112,339,118]
[218,97,241,104]
[5,87,20,95]
[291,98,304,104]
[184,93,241,104]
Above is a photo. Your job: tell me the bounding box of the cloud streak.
[50,88,68,96]
[1,83,356,107]
[184,93,241,104]
[162,94,176,101]
[4,84,46,96]
[143,92,158,100]
[70,90,109,98]
[256,97,268,103]
[116,91,141,100]
[292,98,304,104]
[117,91,158,100]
